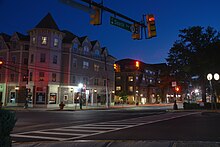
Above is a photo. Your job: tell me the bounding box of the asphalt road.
[11,107,220,144]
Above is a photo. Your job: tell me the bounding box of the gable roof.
[91,40,98,47]
[16,32,30,41]
[78,36,88,43]
[35,13,60,31]
[0,33,11,42]
[61,30,78,43]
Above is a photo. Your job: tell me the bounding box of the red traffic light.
[175,86,180,92]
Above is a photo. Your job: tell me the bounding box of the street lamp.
[78,83,83,110]
[207,73,219,109]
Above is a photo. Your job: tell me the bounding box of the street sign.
[110,16,132,32]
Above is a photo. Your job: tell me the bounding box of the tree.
[166,26,220,102]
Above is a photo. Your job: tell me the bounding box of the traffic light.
[146,14,156,38]
[132,23,141,40]
[114,64,120,72]
[90,6,101,25]
[135,61,140,69]
[175,86,180,92]
[0,60,3,69]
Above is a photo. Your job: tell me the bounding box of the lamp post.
[78,83,83,110]
[207,73,219,110]
[94,89,97,106]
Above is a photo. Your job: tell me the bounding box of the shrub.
[0,110,17,147]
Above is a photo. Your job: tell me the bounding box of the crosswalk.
[11,112,199,142]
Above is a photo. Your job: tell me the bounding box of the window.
[0,41,3,49]
[0,74,2,81]
[94,64,99,72]
[116,76,121,80]
[52,73,56,82]
[103,79,107,86]
[72,58,77,68]
[71,75,76,83]
[40,53,46,63]
[53,55,57,64]
[54,38,59,47]
[41,36,47,45]
[10,74,14,82]
[29,72,33,81]
[12,41,16,49]
[128,76,133,82]
[83,46,89,55]
[24,45,29,50]
[116,86,121,91]
[72,43,78,50]
[94,50,100,57]
[39,72,44,81]
[32,37,36,45]
[128,86,133,92]
[12,56,16,64]
[83,61,89,69]
[83,77,89,85]
[23,58,28,65]
[30,54,34,63]
[94,78,99,85]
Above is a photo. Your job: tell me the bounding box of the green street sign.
[110,16,133,32]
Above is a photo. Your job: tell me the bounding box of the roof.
[61,30,78,43]
[91,40,98,47]
[35,13,60,31]
[16,32,30,41]
[0,33,11,42]
[78,36,87,43]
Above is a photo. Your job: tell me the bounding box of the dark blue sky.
[1,0,220,63]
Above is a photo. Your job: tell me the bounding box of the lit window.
[128,76,133,82]
[116,86,121,91]
[54,38,59,47]
[41,36,47,45]
[83,61,89,69]
[94,64,99,72]
[116,76,121,80]
[128,86,133,92]
[40,53,46,62]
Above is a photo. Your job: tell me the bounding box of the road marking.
[12,112,200,142]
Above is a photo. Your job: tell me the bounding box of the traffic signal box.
[135,61,140,69]
[0,60,3,69]
[114,64,120,72]
[132,23,141,40]
[90,6,101,25]
[146,14,156,38]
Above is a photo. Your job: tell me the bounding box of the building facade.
[0,13,116,107]
[114,59,171,104]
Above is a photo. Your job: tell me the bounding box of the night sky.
[1,0,220,63]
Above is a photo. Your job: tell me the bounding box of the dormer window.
[41,36,47,45]
[83,46,89,55]
[54,38,58,47]
[94,50,100,57]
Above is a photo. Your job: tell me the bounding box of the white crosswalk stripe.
[11,112,199,142]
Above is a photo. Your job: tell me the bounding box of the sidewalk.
[13,140,220,147]
[2,103,175,111]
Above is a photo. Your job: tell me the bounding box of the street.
[11,106,220,145]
